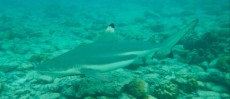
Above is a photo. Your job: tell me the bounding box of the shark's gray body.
[36,19,198,77]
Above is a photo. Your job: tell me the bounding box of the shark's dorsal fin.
[96,23,119,42]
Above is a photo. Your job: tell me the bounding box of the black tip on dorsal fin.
[109,23,115,28]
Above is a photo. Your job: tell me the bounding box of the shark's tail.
[153,19,198,58]
[163,19,198,48]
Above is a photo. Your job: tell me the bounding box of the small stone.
[97,96,109,99]
[200,61,209,67]
[40,92,61,99]
[15,89,31,95]
[118,93,136,99]
[197,81,205,89]
[190,65,205,73]
[19,94,32,99]
[37,75,53,84]
[197,90,221,98]
[205,82,228,92]
[144,95,157,99]
[84,96,96,99]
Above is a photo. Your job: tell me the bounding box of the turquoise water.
[0,0,229,98]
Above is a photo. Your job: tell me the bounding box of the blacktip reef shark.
[36,19,198,78]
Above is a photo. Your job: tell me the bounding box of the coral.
[122,78,148,98]
[29,53,51,64]
[215,55,230,72]
[153,81,179,99]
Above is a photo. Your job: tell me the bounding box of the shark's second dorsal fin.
[96,23,119,42]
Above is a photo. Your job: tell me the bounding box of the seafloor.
[0,0,229,99]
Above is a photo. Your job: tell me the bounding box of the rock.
[19,94,32,99]
[209,58,218,68]
[40,92,61,99]
[84,96,96,99]
[61,86,76,97]
[118,93,136,99]
[15,89,31,96]
[37,75,54,84]
[0,64,18,72]
[190,65,205,73]
[205,82,228,92]
[197,81,205,89]
[206,68,224,82]
[0,83,3,92]
[196,72,209,81]
[199,61,209,70]
[0,42,15,51]
[144,95,157,99]
[97,96,110,99]
[221,93,230,99]
[197,90,221,98]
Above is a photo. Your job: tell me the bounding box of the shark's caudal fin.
[153,19,198,58]
[163,19,198,48]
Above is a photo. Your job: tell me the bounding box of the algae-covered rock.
[122,78,148,98]
[153,81,179,99]
[215,55,230,72]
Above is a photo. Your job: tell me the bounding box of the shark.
[36,19,198,77]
